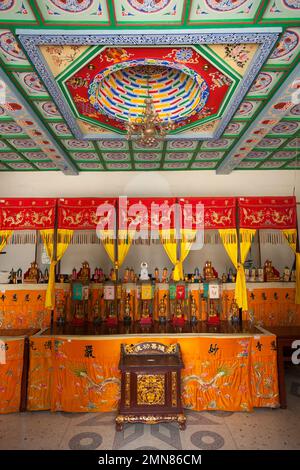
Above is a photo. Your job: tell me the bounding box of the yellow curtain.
[282,228,300,304]
[219,228,256,311]
[40,229,74,310]
[101,229,134,268]
[101,229,115,264]
[159,229,195,281]
[0,230,13,253]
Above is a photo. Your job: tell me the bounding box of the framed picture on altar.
[209,283,220,299]
[104,284,115,300]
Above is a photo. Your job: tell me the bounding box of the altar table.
[26,323,279,413]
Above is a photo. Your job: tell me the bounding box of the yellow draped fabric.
[0,230,13,253]
[100,229,115,264]
[159,229,195,281]
[40,229,73,310]
[219,228,256,311]
[117,230,134,269]
[282,228,300,304]
[101,229,133,268]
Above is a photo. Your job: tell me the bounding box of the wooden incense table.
[116,341,186,431]
[266,326,300,409]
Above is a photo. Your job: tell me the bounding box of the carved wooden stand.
[116,341,186,431]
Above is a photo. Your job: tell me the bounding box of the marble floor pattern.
[0,367,299,450]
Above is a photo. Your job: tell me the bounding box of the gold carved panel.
[137,374,165,406]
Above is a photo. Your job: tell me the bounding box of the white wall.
[0,170,298,277]
[0,170,299,198]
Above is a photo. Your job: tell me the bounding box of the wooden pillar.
[114,198,119,319]
[258,229,262,268]
[51,202,59,332]
[20,336,30,412]
[236,201,243,324]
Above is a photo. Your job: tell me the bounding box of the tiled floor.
[0,367,299,450]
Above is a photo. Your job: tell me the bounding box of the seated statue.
[203,261,218,281]
[161,267,168,283]
[263,260,280,282]
[77,261,90,282]
[123,267,130,283]
[158,295,167,320]
[24,261,39,283]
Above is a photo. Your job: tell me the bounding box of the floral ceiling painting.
[0,0,299,174]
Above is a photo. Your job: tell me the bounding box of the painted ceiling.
[0,1,299,175]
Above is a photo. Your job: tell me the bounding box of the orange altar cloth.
[27,331,279,413]
[0,337,24,414]
[0,283,299,330]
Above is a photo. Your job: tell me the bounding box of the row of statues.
[7,259,295,286]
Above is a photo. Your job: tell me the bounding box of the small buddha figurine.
[73,303,85,324]
[129,268,136,282]
[140,301,151,325]
[93,299,101,325]
[158,295,167,322]
[109,268,116,281]
[142,302,149,318]
[98,268,104,282]
[264,260,280,282]
[77,261,90,282]
[123,267,130,283]
[209,303,216,318]
[161,267,168,283]
[93,268,99,283]
[221,273,227,283]
[175,300,183,319]
[203,261,218,281]
[154,267,160,283]
[24,261,39,283]
[230,299,239,322]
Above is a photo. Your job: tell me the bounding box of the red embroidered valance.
[0,198,57,230]
[119,197,177,232]
[238,196,297,229]
[58,198,117,230]
[178,197,236,229]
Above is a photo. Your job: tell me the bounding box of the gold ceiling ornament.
[126,94,175,147]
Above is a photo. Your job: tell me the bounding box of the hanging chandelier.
[126,95,175,147]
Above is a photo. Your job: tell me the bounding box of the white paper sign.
[209,284,220,299]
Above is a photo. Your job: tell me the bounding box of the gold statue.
[109,268,116,281]
[158,295,167,318]
[190,295,197,318]
[161,267,168,283]
[230,299,239,321]
[78,261,90,282]
[175,300,183,319]
[124,293,131,319]
[154,268,160,283]
[129,268,135,283]
[141,302,150,319]
[203,261,218,281]
[264,260,280,282]
[123,267,130,283]
[24,261,39,283]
